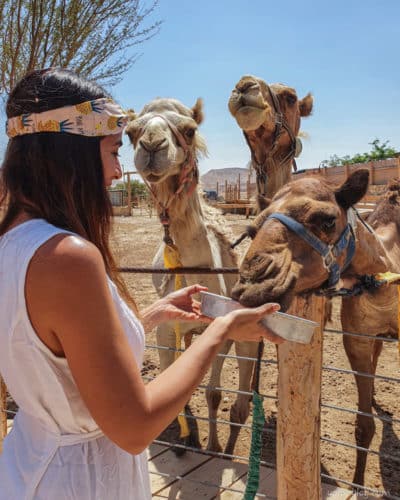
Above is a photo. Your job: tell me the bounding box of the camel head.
[231,170,370,311]
[228,75,313,200]
[126,98,206,186]
[228,74,313,135]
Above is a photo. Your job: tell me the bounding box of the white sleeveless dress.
[0,219,151,499]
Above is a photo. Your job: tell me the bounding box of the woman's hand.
[208,302,284,345]
[141,285,211,332]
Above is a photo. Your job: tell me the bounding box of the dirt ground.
[110,210,400,498]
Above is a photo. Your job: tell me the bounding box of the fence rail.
[1,263,399,498]
[293,157,400,187]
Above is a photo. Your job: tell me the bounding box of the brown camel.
[228,75,313,203]
[126,97,259,455]
[231,169,399,487]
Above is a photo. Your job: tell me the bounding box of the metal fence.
[1,266,399,499]
[142,328,400,498]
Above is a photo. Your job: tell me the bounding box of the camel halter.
[138,114,199,440]
[243,84,300,198]
[138,114,198,245]
[267,211,356,296]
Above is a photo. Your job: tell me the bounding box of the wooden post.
[238,174,241,201]
[225,180,228,201]
[369,162,375,185]
[397,157,400,179]
[0,376,7,454]
[216,182,219,197]
[344,163,350,179]
[126,173,132,216]
[277,294,325,500]
[247,179,250,201]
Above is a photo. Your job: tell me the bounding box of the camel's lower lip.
[237,105,264,114]
[142,172,164,183]
[232,276,297,313]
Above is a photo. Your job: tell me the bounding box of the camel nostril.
[139,138,168,153]
[231,283,244,302]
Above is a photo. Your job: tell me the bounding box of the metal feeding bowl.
[200,291,318,344]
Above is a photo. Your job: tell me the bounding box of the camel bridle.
[242,84,299,198]
[266,211,356,296]
[137,114,199,245]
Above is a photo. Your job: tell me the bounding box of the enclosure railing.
[1,265,399,499]
[293,157,400,187]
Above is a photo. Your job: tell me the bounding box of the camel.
[228,75,313,202]
[231,169,399,488]
[126,97,259,455]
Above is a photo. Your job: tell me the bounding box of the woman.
[0,68,282,499]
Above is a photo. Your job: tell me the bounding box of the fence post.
[277,294,325,500]
[127,173,132,216]
[369,162,375,185]
[0,376,7,453]
[397,157,400,179]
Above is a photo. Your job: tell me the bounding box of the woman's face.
[100,133,123,187]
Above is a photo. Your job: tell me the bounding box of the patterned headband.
[6,98,128,138]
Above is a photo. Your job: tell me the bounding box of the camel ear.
[124,109,138,143]
[192,98,204,124]
[125,108,137,122]
[299,93,313,117]
[257,194,272,212]
[125,122,134,142]
[335,169,369,210]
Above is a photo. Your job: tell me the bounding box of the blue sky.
[1,0,399,180]
[113,0,400,178]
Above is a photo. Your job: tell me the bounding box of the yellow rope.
[163,243,190,439]
[375,272,400,285]
[374,272,400,362]
[398,286,400,360]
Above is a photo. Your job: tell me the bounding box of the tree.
[0,0,162,94]
[324,139,398,167]
[111,179,148,198]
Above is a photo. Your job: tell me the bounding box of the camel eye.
[185,128,195,139]
[308,213,336,232]
[321,217,336,232]
[285,94,297,106]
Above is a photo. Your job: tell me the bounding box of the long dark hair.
[0,68,137,313]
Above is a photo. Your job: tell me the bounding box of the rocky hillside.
[200,167,251,190]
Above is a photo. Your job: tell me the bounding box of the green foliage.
[324,139,398,167]
[0,0,162,94]
[111,179,148,198]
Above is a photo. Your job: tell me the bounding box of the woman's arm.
[140,284,210,332]
[26,234,281,455]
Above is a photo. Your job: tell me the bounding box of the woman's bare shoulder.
[32,233,105,277]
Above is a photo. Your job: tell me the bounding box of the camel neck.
[255,156,293,198]
[350,219,394,275]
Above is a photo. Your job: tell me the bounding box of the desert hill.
[200,167,252,191]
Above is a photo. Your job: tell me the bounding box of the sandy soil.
[6,209,398,497]
[110,210,400,498]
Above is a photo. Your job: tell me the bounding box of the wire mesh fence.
[1,265,400,498]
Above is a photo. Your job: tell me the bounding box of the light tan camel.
[126,97,259,454]
[228,75,313,202]
[231,169,400,487]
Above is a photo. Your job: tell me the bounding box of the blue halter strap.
[267,212,356,293]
